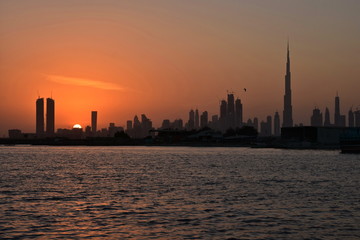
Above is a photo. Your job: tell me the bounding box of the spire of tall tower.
[283,41,293,128]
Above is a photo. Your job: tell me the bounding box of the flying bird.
[244,88,247,92]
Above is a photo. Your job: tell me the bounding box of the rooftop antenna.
[37,90,40,98]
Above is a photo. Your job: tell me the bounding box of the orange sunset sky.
[0,0,359,136]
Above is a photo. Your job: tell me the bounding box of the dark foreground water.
[0,146,359,239]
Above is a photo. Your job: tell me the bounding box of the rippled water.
[0,146,359,239]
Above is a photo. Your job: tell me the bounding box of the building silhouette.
[324,107,331,126]
[200,111,208,129]
[36,97,44,135]
[355,110,360,127]
[235,98,243,128]
[46,98,55,135]
[282,42,293,127]
[91,111,97,134]
[227,93,235,128]
[274,112,280,136]
[187,109,195,130]
[311,107,323,127]
[334,94,346,127]
[260,116,272,136]
[348,108,354,127]
[195,109,199,130]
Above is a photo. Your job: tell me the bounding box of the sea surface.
[0,146,359,239]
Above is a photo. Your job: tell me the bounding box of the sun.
[73,124,82,129]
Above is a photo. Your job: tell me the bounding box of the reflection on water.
[0,146,359,239]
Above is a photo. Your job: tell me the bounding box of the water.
[0,146,359,239]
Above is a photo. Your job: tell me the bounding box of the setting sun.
[73,124,82,129]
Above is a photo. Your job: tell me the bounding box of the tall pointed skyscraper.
[282,42,293,127]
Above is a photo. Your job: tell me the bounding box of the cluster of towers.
[311,95,360,128]
[36,97,55,136]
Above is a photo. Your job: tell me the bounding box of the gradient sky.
[1,0,359,136]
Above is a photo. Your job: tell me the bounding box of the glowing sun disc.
[73,124,82,129]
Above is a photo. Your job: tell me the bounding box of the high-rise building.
[311,108,323,127]
[349,109,354,127]
[200,111,208,129]
[195,109,199,129]
[46,98,55,134]
[235,98,243,128]
[324,107,331,126]
[274,112,280,136]
[188,109,195,130]
[227,93,235,128]
[354,110,360,127]
[36,98,44,135]
[91,111,97,133]
[219,100,227,132]
[282,42,293,127]
[334,94,340,126]
[253,117,259,131]
[334,94,346,127]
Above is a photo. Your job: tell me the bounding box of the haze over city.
[1,0,359,136]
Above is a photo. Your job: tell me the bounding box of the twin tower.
[36,97,55,136]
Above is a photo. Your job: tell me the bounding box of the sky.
[0,0,359,136]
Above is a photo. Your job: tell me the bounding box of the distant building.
[200,111,208,129]
[46,98,55,135]
[161,119,171,129]
[348,109,354,127]
[253,117,259,131]
[108,123,124,137]
[8,129,22,139]
[91,111,97,134]
[283,42,293,128]
[274,112,280,136]
[311,108,323,127]
[355,110,360,127]
[334,94,346,127]
[227,93,235,128]
[260,116,272,136]
[188,109,195,130]
[324,107,331,126]
[235,98,243,128]
[195,109,199,130]
[36,98,44,136]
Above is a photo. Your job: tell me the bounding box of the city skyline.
[1,1,360,136]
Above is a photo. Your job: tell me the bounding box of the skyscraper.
[195,109,199,129]
[324,107,331,126]
[200,111,208,129]
[188,109,195,130]
[46,98,55,135]
[235,98,243,128]
[311,108,323,127]
[334,93,340,126]
[91,111,97,133]
[227,93,235,128]
[282,42,293,127]
[349,108,354,127]
[36,97,44,135]
[274,112,280,136]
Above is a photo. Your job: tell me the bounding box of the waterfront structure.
[46,98,55,135]
[91,111,97,133]
[274,112,280,136]
[282,42,293,127]
[311,108,323,127]
[36,97,44,135]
